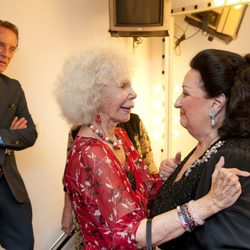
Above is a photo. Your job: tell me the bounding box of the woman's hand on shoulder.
[159,152,181,180]
[208,156,250,212]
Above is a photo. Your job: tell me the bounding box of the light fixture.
[154,84,164,93]
[214,0,250,6]
[171,0,250,15]
[153,100,164,109]
[213,0,226,7]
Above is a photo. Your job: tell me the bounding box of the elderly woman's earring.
[95,114,101,124]
[209,110,217,127]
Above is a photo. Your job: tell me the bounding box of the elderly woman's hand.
[61,205,74,235]
[159,152,181,180]
[61,194,74,235]
[186,156,250,226]
[207,156,250,211]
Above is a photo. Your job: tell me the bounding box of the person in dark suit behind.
[0,20,38,249]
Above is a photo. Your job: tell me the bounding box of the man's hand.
[10,116,27,130]
[4,117,27,155]
[61,194,74,235]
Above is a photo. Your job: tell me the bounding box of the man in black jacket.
[0,20,37,249]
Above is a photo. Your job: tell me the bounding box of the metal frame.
[171,0,250,15]
[49,232,74,250]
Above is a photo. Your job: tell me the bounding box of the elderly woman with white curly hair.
[54,47,248,249]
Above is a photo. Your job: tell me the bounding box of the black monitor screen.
[115,0,162,26]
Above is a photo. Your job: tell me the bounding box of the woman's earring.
[95,114,101,124]
[209,110,217,127]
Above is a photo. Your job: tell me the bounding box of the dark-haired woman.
[150,49,250,249]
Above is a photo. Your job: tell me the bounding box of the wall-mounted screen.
[109,0,170,37]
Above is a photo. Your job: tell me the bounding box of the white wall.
[0,1,157,249]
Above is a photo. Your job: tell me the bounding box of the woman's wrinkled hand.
[159,152,181,180]
[61,205,74,235]
[208,156,250,212]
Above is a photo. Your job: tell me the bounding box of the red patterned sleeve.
[116,128,163,201]
[66,138,147,248]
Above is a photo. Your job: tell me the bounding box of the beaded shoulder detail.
[185,140,225,177]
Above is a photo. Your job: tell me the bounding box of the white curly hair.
[55,46,133,125]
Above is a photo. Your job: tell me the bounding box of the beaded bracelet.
[177,205,194,232]
[187,200,205,226]
[177,203,200,232]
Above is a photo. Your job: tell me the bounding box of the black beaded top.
[149,140,223,250]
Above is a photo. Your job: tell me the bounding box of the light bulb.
[154,84,164,93]
[172,130,180,138]
[213,0,226,7]
[154,100,164,109]
[153,116,163,124]
[153,131,163,140]
[227,0,240,4]
[233,4,243,8]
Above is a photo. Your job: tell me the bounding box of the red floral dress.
[64,128,162,249]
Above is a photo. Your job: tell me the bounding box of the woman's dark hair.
[190,49,250,138]
[0,20,19,45]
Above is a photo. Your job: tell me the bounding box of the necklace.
[88,124,122,150]
[185,140,225,177]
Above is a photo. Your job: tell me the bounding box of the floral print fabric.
[64,128,162,249]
